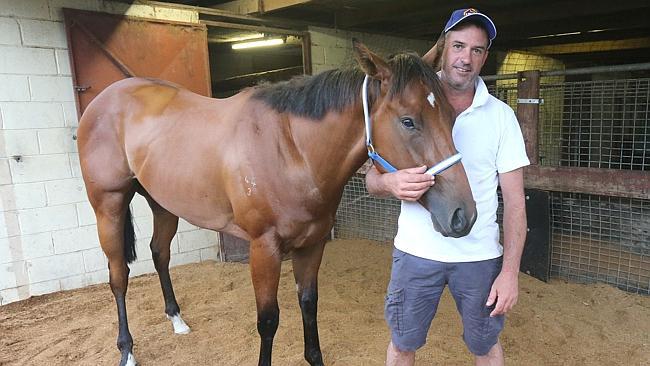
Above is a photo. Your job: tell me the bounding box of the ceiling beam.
[335,0,461,29]
[213,0,313,15]
[395,6,650,44]
[522,36,650,55]
[496,27,650,50]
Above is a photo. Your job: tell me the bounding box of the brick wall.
[0,0,217,306]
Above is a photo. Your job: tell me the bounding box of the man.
[365,8,530,366]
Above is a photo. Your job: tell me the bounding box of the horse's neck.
[288,104,368,194]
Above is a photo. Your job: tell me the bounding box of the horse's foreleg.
[250,231,283,366]
[95,192,137,366]
[147,198,190,335]
[291,241,326,366]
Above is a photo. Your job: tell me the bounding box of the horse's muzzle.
[449,207,476,238]
[421,194,477,238]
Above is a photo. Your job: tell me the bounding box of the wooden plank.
[521,37,650,55]
[261,0,312,13]
[516,70,540,165]
[302,32,312,75]
[213,0,312,14]
[524,165,650,200]
[200,19,305,36]
[212,0,258,14]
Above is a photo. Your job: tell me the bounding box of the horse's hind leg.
[141,190,190,334]
[291,241,326,366]
[92,188,138,366]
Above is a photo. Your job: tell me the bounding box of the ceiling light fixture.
[223,32,265,43]
[528,31,581,39]
[232,38,284,50]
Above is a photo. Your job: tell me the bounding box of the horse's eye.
[401,117,415,129]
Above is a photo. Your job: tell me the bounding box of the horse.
[77,40,477,366]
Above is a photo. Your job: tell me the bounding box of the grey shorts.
[385,248,504,356]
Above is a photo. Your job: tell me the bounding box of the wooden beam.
[495,27,650,50]
[336,0,447,29]
[212,0,258,14]
[261,0,312,13]
[524,165,649,200]
[397,5,650,44]
[201,19,306,36]
[213,0,312,15]
[516,71,540,165]
[498,8,650,40]
[521,37,650,55]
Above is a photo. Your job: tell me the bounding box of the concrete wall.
[309,26,433,74]
[0,0,218,306]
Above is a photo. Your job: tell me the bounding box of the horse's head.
[353,40,476,238]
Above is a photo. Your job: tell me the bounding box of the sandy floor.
[1,239,649,366]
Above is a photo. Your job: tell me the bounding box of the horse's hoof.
[119,352,137,366]
[167,314,191,334]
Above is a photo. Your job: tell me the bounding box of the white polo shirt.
[393,77,530,263]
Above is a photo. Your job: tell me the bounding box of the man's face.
[441,24,489,92]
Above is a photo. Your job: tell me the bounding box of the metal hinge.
[517,98,544,105]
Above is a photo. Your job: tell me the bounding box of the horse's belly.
[135,161,233,232]
[153,184,230,229]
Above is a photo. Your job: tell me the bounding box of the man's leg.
[447,257,505,362]
[475,340,504,366]
[386,341,415,366]
[384,248,446,365]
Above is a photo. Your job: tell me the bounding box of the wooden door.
[63,8,211,116]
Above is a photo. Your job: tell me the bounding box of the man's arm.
[486,167,527,317]
[365,165,435,201]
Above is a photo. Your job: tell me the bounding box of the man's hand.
[486,270,519,317]
[365,165,435,201]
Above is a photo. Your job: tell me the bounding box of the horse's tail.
[124,207,137,264]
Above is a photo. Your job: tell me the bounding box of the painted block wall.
[309,26,433,74]
[0,0,216,306]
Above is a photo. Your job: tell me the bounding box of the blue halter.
[362,75,462,175]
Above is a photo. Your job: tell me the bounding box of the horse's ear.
[352,38,391,82]
[422,31,445,71]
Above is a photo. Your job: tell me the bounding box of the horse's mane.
[251,51,446,120]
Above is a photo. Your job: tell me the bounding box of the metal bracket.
[517,98,544,105]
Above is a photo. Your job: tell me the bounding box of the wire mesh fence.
[538,79,649,170]
[495,190,650,295]
[548,192,649,294]
[488,78,650,170]
[336,69,649,294]
[334,174,400,243]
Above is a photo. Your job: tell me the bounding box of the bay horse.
[77,40,476,366]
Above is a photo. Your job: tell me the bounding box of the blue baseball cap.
[444,8,497,48]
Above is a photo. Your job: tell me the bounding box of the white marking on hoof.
[167,314,191,334]
[125,353,137,366]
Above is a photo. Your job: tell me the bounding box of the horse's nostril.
[451,208,467,233]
